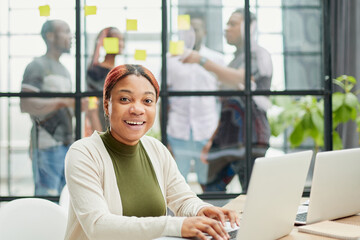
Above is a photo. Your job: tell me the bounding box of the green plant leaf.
[271,96,294,109]
[311,109,324,133]
[289,122,305,147]
[302,113,311,128]
[346,75,357,84]
[344,92,359,109]
[311,129,324,147]
[332,92,345,111]
[332,131,343,150]
[333,78,345,89]
[335,105,352,123]
[345,84,354,93]
[350,107,357,121]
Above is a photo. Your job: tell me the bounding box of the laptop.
[295,148,360,225]
[155,150,313,240]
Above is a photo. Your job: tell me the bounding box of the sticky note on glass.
[169,41,184,55]
[134,50,147,61]
[88,97,98,110]
[126,19,138,31]
[39,5,50,17]
[84,5,97,16]
[103,37,119,54]
[178,15,190,30]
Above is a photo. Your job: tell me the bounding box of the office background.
[0,0,359,202]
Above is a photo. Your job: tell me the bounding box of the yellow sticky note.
[134,50,147,61]
[84,5,97,16]
[126,19,138,31]
[103,37,119,54]
[169,41,184,55]
[178,15,190,30]
[39,5,50,17]
[88,97,98,110]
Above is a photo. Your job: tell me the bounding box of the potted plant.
[268,75,360,151]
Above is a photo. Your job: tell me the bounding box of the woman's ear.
[104,99,109,116]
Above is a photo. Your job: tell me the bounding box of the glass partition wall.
[0,0,331,201]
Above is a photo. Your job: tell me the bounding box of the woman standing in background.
[86,27,124,134]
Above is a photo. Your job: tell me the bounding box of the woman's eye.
[145,99,153,104]
[120,97,129,102]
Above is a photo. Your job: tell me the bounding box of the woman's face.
[109,29,124,54]
[104,74,156,146]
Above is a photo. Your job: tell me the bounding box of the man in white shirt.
[167,11,225,188]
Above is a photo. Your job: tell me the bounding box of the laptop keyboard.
[295,212,307,222]
[203,222,239,240]
[206,229,238,240]
[227,229,238,239]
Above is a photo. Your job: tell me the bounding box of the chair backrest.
[0,198,68,240]
[59,184,70,210]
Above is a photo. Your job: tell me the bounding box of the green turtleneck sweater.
[100,130,166,217]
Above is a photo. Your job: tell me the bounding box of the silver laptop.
[295,148,360,225]
[155,150,313,240]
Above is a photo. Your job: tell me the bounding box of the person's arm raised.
[182,50,245,86]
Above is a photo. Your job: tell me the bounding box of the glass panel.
[166,94,323,193]
[167,3,245,92]
[282,0,321,7]
[10,35,45,56]
[284,55,322,90]
[3,4,77,92]
[270,54,285,90]
[0,97,76,196]
[166,95,221,194]
[257,8,282,33]
[83,0,163,136]
[83,95,107,136]
[0,98,33,196]
[257,0,282,7]
[20,96,75,196]
[282,9,321,53]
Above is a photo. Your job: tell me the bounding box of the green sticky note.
[178,15,190,30]
[126,19,138,31]
[134,50,147,61]
[103,37,119,54]
[169,41,184,55]
[84,5,97,16]
[39,5,50,17]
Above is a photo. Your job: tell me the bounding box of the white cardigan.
[64,131,211,240]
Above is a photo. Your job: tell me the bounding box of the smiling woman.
[103,66,158,146]
[64,64,239,240]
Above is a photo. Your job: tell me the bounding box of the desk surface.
[223,194,360,239]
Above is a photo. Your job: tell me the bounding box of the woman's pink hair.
[103,64,160,107]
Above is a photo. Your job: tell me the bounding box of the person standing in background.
[167,11,224,188]
[20,20,84,196]
[86,27,124,134]
[183,9,273,192]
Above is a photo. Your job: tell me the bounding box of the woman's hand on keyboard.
[197,206,240,229]
[181,216,229,240]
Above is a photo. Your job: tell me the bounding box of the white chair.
[59,184,70,210]
[0,198,68,240]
